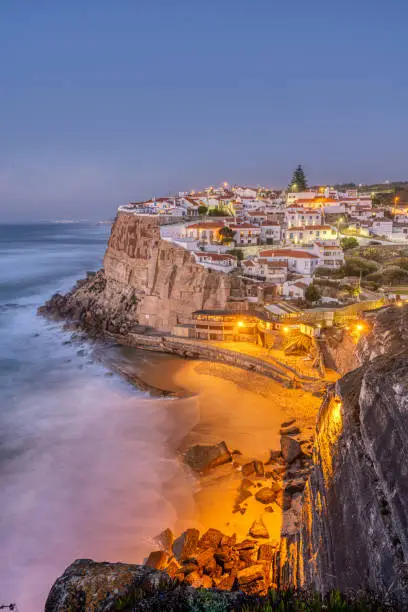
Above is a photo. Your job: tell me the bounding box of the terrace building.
[192,252,237,271]
[259,248,320,275]
[229,223,261,246]
[285,225,338,245]
[183,221,224,244]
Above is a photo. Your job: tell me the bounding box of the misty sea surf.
[0,223,200,610]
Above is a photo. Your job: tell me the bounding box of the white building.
[242,258,288,283]
[281,280,311,300]
[229,223,261,246]
[259,248,320,275]
[260,221,282,244]
[285,225,338,245]
[312,242,345,269]
[183,221,223,244]
[286,191,318,205]
[193,252,237,271]
[370,220,393,237]
[234,186,259,199]
[285,207,322,228]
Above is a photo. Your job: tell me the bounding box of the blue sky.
[0,0,407,220]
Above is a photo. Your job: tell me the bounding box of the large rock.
[237,564,267,595]
[197,528,224,550]
[249,519,269,539]
[242,460,264,477]
[173,528,200,562]
[184,441,232,473]
[144,550,168,570]
[154,527,174,553]
[280,435,301,463]
[255,487,276,504]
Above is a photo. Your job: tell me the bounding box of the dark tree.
[305,284,321,303]
[218,226,235,243]
[197,205,207,215]
[288,165,308,192]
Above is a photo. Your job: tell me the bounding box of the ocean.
[0,223,199,610]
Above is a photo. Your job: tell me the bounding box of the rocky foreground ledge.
[45,559,399,611]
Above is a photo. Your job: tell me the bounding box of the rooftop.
[260,249,319,260]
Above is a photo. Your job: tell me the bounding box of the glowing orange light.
[223,182,228,188]
[283,326,289,334]
[237,320,244,327]
[356,323,364,332]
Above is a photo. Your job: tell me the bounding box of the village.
[119,167,408,313]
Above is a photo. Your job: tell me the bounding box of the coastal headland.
[41,212,408,609]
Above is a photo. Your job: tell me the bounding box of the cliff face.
[298,305,408,602]
[43,213,244,332]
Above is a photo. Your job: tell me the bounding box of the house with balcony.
[285,207,322,228]
[285,225,338,245]
[183,221,224,244]
[260,221,282,244]
[192,252,237,271]
[312,242,345,269]
[229,223,261,246]
[242,258,288,283]
[259,248,320,275]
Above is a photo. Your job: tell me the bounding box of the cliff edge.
[41,212,245,333]
[298,304,408,602]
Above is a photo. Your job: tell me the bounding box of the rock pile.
[146,527,279,596]
[147,420,315,595]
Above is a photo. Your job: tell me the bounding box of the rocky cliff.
[42,213,245,333]
[297,304,408,603]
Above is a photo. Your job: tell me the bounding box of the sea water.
[0,223,199,610]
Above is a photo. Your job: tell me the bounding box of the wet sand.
[131,352,321,544]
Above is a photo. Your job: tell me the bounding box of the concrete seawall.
[107,332,326,390]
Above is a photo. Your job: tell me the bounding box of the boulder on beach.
[154,527,174,553]
[173,528,200,561]
[242,460,264,477]
[280,425,301,436]
[281,435,302,463]
[255,487,276,505]
[144,550,168,570]
[237,564,267,595]
[197,528,224,550]
[184,441,232,473]
[249,519,269,539]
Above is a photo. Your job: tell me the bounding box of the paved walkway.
[209,341,337,382]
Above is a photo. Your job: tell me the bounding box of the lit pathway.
[209,341,338,383]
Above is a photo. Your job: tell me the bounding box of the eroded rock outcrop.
[290,306,408,603]
[41,213,246,333]
[300,355,408,597]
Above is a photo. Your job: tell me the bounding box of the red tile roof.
[194,252,236,262]
[260,249,319,260]
[187,222,224,230]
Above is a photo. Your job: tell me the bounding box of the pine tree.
[288,165,308,192]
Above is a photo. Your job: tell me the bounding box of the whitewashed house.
[193,252,237,271]
[260,221,282,244]
[281,280,311,300]
[234,186,259,199]
[285,225,338,245]
[370,220,393,237]
[183,221,223,244]
[312,242,345,269]
[285,207,322,228]
[259,248,320,275]
[229,223,261,246]
[242,258,288,283]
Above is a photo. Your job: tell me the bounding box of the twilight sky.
[0,1,407,221]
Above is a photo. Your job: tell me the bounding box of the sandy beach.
[130,351,321,544]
